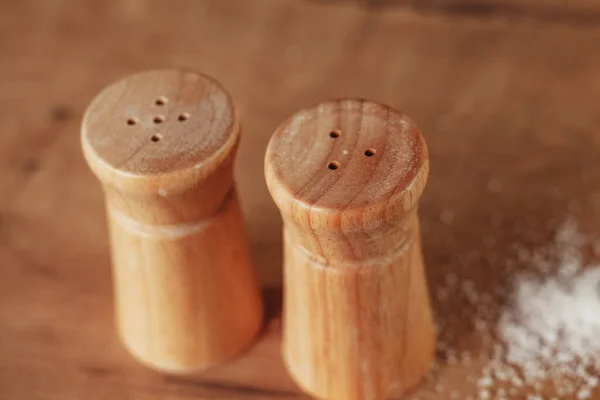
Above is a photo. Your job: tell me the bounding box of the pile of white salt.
[423,219,600,399]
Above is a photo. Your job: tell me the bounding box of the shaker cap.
[82,69,238,195]
[265,99,428,230]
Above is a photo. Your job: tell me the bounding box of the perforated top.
[82,70,237,178]
[265,99,428,218]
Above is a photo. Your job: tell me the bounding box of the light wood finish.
[4,1,600,398]
[265,100,435,399]
[80,70,263,373]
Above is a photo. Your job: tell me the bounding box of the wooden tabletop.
[2,0,600,398]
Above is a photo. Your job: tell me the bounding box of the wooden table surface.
[2,0,600,398]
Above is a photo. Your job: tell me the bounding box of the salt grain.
[477,376,493,388]
[487,178,503,193]
[445,272,458,287]
[490,212,503,227]
[483,235,496,248]
[578,388,592,399]
[435,383,445,393]
[436,288,449,301]
[440,209,455,225]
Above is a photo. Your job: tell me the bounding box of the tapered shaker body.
[82,70,263,373]
[265,99,435,399]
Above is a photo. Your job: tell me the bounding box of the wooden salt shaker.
[265,99,435,399]
[81,70,263,373]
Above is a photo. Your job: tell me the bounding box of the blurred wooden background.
[2,0,600,398]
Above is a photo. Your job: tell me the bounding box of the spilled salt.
[488,219,600,398]
[426,218,600,399]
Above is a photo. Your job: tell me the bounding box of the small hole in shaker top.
[150,133,162,143]
[126,118,137,126]
[178,113,189,122]
[155,97,167,106]
[153,116,165,124]
[328,161,340,170]
[330,130,341,138]
[364,148,376,157]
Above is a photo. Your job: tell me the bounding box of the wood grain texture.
[265,100,435,399]
[81,70,263,372]
[310,0,600,25]
[3,0,600,398]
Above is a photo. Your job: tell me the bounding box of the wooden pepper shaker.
[81,70,263,373]
[265,99,435,399]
